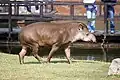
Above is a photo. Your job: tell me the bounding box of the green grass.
[0,53,120,80]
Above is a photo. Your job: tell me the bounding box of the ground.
[0,52,120,80]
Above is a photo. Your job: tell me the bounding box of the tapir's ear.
[78,22,88,30]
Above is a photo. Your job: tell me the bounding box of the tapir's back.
[19,22,77,46]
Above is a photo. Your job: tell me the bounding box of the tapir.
[18,21,96,64]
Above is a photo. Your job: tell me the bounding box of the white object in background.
[83,0,95,3]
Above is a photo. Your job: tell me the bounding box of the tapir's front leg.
[65,45,71,64]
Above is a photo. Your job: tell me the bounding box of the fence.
[0,1,120,31]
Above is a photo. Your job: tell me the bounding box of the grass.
[0,53,120,80]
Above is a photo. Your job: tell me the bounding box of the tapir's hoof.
[68,61,72,64]
[68,59,72,64]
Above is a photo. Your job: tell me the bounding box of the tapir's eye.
[86,32,89,36]
[79,28,83,31]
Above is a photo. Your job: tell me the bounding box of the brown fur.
[18,21,95,64]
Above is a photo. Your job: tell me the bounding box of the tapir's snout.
[83,33,96,43]
[88,33,96,43]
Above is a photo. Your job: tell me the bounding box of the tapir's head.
[72,22,96,43]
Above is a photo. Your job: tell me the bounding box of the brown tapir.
[18,22,96,64]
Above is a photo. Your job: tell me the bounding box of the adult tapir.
[18,21,96,64]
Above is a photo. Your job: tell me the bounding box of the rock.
[108,58,120,75]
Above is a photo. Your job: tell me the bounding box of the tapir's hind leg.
[19,46,27,64]
[47,44,60,63]
[32,44,43,63]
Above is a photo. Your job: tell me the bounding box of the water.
[0,46,120,62]
[71,47,120,62]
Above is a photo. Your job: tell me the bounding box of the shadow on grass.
[107,75,120,78]
[24,60,78,64]
[50,60,78,63]
[24,62,41,64]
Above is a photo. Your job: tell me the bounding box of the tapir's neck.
[71,32,84,43]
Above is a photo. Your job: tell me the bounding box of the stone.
[108,58,120,75]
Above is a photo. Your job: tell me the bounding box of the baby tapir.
[18,22,96,64]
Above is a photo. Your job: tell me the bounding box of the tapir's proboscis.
[18,22,96,64]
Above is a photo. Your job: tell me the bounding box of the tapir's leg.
[32,44,43,63]
[64,45,71,64]
[47,44,60,63]
[19,46,27,64]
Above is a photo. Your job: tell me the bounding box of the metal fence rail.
[0,1,120,20]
